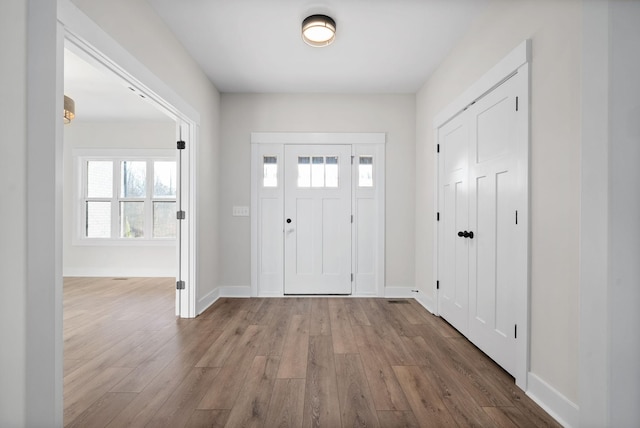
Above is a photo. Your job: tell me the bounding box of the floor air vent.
[387,300,410,304]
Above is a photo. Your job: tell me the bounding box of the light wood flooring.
[63,277,560,427]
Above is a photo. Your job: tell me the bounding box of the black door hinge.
[437,212,440,221]
[177,140,186,150]
[437,144,440,153]
[177,210,186,220]
[176,280,185,290]
[436,280,440,290]
[515,96,519,112]
[514,324,518,338]
[515,210,518,225]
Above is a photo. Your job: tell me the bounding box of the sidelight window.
[358,156,373,187]
[263,156,278,187]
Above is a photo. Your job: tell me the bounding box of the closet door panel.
[468,77,518,376]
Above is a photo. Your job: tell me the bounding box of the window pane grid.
[297,155,339,188]
[81,156,177,241]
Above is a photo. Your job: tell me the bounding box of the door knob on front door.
[458,231,465,237]
[286,218,292,223]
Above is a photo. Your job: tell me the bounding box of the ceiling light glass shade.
[64,95,75,124]
[302,15,336,47]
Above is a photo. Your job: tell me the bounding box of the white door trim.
[433,40,530,389]
[251,132,386,145]
[58,0,199,318]
[251,132,386,297]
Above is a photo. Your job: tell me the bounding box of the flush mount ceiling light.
[302,14,336,47]
[63,95,75,124]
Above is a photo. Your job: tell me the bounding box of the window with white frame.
[75,150,177,243]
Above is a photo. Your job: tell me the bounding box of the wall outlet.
[232,206,250,217]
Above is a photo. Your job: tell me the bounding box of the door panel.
[468,77,518,375]
[438,114,469,334]
[284,145,352,294]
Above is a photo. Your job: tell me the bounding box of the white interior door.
[284,144,352,294]
[437,75,522,377]
[467,77,519,375]
[438,113,470,334]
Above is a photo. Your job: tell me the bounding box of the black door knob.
[458,230,474,239]
[286,218,292,224]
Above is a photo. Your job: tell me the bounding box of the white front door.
[284,144,352,294]
[467,77,519,375]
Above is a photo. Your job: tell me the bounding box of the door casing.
[60,1,200,318]
[251,132,386,297]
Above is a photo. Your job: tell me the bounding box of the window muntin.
[297,155,339,188]
[80,154,177,242]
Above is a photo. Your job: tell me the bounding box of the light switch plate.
[232,206,250,217]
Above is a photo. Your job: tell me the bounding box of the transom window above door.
[297,155,339,188]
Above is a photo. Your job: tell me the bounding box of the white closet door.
[437,74,523,377]
[284,145,352,294]
[437,113,470,334]
[467,77,519,375]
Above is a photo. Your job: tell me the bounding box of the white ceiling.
[147,0,489,93]
[64,48,173,123]
[64,0,488,120]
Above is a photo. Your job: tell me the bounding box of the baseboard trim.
[384,287,417,298]
[63,269,176,277]
[527,372,579,428]
[197,288,220,315]
[219,285,251,298]
[414,292,435,314]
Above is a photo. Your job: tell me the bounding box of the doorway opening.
[61,9,199,318]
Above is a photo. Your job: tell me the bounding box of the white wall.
[415,0,581,412]
[70,0,222,304]
[220,94,416,291]
[63,121,177,277]
[0,0,221,423]
[0,1,28,425]
[607,2,640,424]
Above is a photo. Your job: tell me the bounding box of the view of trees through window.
[84,157,177,240]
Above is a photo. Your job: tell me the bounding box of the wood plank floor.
[63,277,561,427]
